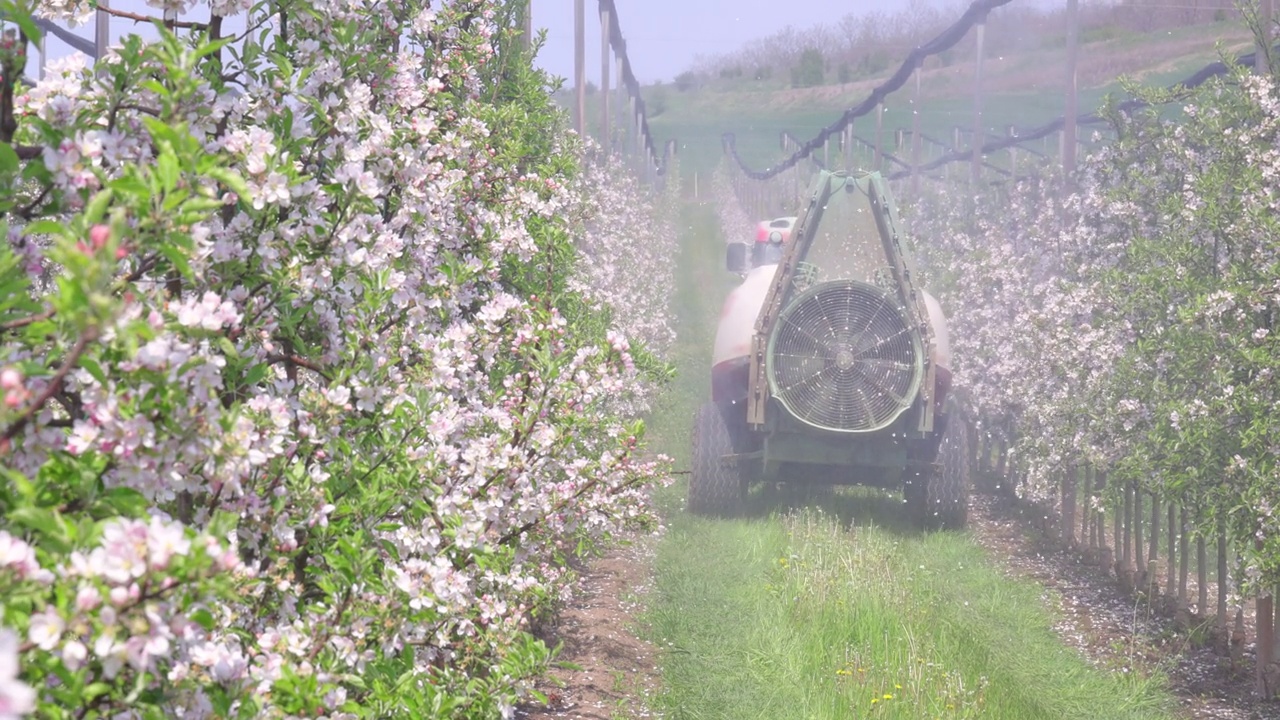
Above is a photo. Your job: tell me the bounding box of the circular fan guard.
[767,280,923,432]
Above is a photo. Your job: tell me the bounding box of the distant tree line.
[673,0,1243,91]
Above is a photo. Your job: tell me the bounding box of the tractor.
[694,169,969,529]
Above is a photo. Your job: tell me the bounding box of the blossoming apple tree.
[0,0,679,716]
[909,61,1280,599]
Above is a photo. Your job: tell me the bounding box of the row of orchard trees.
[0,0,680,717]
[911,57,1280,681]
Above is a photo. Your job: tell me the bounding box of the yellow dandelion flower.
[895,684,902,689]
[883,693,893,700]
[871,699,878,705]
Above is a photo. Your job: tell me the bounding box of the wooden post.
[1198,533,1209,614]
[1007,125,1018,179]
[1097,484,1106,551]
[1179,507,1190,608]
[783,155,793,206]
[1061,468,1076,547]
[1218,520,1229,635]
[1258,0,1273,73]
[971,19,985,185]
[1082,466,1094,549]
[521,0,533,52]
[37,31,47,79]
[843,122,853,174]
[1123,483,1134,584]
[874,103,884,171]
[574,0,585,136]
[1167,503,1177,599]
[95,0,110,68]
[629,96,638,158]
[1064,0,1075,175]
[1134,486,1144,587]
[1273,588,1280,691]
[1261,591,1277,696]
[1144,496,1157,591]
[600,5,610,147]
[1095,470,1107,552]
[1236,600,1247,661]
[1113,489,1123,577]
[615,49,624,151]
[911,63,922,197]
[995,436,1007,480]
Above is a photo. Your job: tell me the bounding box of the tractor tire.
[907,409,970,531]
[689,401,747,516]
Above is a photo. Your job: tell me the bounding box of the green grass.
[643,496,1175,719]
[635,198,1178,719]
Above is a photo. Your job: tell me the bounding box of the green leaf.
[217,336,240,360]
[78,355,108,386]
[242,362,270,387]
[158,243,193,277]
[97,487,150,517]
[83,188,115,225]
[156,149,180,193]
[0,143,19,175]
[194,35,234,60]
[162,188,191,213]
[82,683,113,700]
[179,196,224,214]
[206,167,250,199]
[8,506,70,551]
[189,608,216,631]
[7,9,41,47]
[23,219,73,239]
[107,173,151,199]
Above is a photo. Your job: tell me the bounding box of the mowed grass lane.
[639,199,1175,720]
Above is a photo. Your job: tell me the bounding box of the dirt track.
[518,530,664,720]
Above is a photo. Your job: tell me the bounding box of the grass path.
[645,500,1174,719]
[637,198,1177,720]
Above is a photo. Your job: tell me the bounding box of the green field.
[611,20,1256,180]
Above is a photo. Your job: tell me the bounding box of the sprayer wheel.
[689,400,747,516]
[907,404,970,531]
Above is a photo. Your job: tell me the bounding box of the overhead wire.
[721,0,1268,182]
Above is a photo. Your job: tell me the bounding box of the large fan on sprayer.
[693,170,969,529]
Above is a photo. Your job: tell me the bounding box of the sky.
[18,0,1049,85]
[531,0,930,86]
[23,0,897,84]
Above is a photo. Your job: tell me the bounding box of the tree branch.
[1,328,97,449]
[265,352,331,381]
[98,6,209,29]
[17,183,53,220]
[1,308,54,332]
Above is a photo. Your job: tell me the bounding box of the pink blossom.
[26,607,63,651]
[0,629,35,720]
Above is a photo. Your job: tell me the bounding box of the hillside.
[634,19,1254,175]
